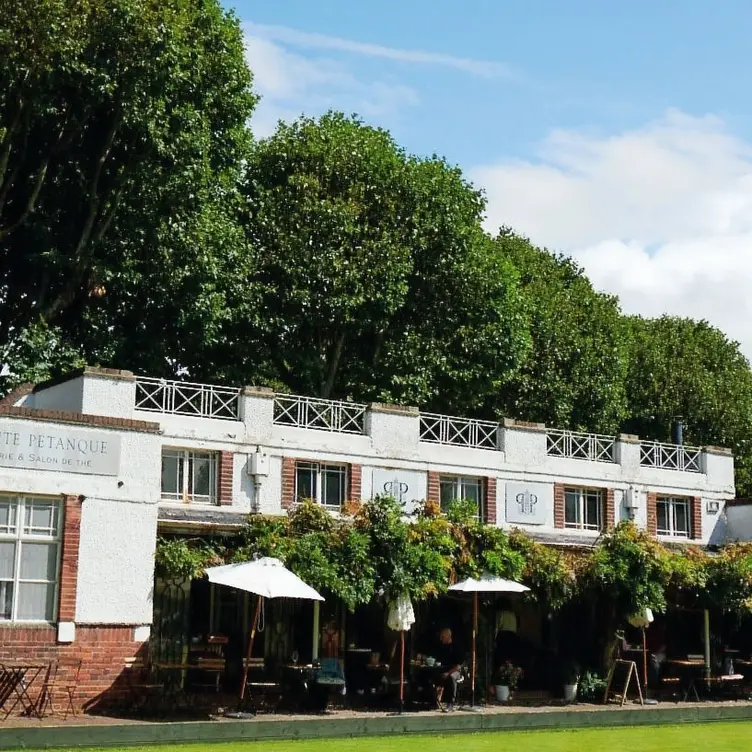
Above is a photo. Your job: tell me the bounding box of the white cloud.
[244,30,419,138]
[471,110,752,360]
[246,23,515,80]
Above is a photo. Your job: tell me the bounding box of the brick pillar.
[427,472,440,506]
[59,495,82,622]
[484,477,497,525]
[605,488,615,530]
[553,483,565,529]
[691,496,702,540]
[218,451,234,506]
[281,457,295,510]
[347,464,362,504]
[647,492,658,536]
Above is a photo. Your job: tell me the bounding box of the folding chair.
[314,658,346,711]
[63,660,83,719]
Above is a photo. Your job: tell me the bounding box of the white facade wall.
[26,371,739,548]
[0,406,161,632]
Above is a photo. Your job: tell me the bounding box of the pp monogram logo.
[384,478,409,502]
[516,490,538,515]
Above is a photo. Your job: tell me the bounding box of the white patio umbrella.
[387,593,415,713]
[449,574,529,706]
[206,557,324,701]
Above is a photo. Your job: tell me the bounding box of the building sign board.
[505,482,552,526]
[371,467,427,514]
[0,421,121,476]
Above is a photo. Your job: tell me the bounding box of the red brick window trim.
[427,472,440,506]
[59,495,82,622]
[691,496,702,541]
[484,477,497,525]
[218,451,234,506]
[281,458,360,511]
[647,492,658,536]
[553,483,565,529]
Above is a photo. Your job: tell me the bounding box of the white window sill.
[159,499,220,508]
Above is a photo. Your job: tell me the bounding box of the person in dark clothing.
[434,628,464,710]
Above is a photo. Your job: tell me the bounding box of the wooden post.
[240,596,262,701]
[471,592,478,706]
[703,609,711,679]
[642,627,648,690]
[312,600,320,662]
[399,631,405,713]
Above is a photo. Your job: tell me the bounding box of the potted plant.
[495,661,522,702]
[562,661,580,703]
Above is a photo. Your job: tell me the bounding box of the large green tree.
[491,229,629,432]
[623,315,752,495]
[235,112,528,410]
[0,0,256,390]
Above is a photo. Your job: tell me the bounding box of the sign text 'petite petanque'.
[0,421,122,476]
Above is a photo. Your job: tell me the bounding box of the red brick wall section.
[553,483,565,529]
[218,451,234,506]
[647,492,658,536]
[58,495,82,622]
[347,464,362,505]
[692,496,702,540]
[604,488,615,530]
[484,477,497,525]
[0,625,146,714]
[281,457,295,510]
[427,472,440,506]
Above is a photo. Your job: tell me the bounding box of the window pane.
[20,543,57,581]
[657,501,669,533]
[24,501,58,536]
[0,581,12,620]
[440,478,457,512]
[16,582,55,621]
[0,500,16,534]
[191,455,213,498]
[322,466,345,508]
[161,453,180,496]
[564,490,579,526]
[585,491,601,528]
[674,502,690,536]
[461,479,482,517]
[0,542,15,580]
[296,464,316,502]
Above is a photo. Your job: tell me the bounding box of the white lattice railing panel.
[273,395,367,434]
[546,429,616,463]
[639,441,703,473]
[419,413,499,450]
[135,377,241,420]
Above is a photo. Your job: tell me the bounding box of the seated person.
[434,627,464,711]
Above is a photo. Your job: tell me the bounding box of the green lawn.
[44,723,752,752]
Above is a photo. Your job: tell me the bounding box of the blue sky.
[233,1,752,358]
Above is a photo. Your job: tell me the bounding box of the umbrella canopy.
[388,593,416,632]
[206,557,324,601]
[628,607,654,629]
[449,574,530,594]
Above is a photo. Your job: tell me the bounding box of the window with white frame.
[439,475,484,517]
[657,496,691,538]
[295,462,347,509]
[564,487,604,531]
[161,449,218,504]
[0,496,61,622]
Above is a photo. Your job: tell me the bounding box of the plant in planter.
[577,670,607,704]
[561,661,581,703]
[495,661,523,702]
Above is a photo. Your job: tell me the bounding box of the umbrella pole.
[240,595,263,702]
[471,592,478,707]
[642,627,648,691]
[400,630,405,714]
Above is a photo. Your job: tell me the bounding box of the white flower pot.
[563,683,578,703]
[495,685,510,702]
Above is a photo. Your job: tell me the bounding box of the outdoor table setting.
[664,658,706,701]
[0,661,54,720]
